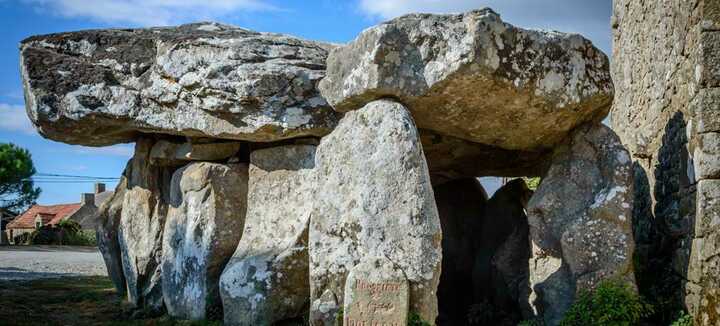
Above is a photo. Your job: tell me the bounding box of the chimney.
[81,193,95,207]
[95,183,106,194]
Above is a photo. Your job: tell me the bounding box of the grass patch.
[0,276,219,326]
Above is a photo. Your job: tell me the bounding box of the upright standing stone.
[433,178,487,325]
[343,256,409,326]
[220,145,316,325]
[309,99,442,325]
[161,162,248,320]
[526,124,636,325]
[474,179,533,321]
[96,166,129,297]
[119,138,171,312]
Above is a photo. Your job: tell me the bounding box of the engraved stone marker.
[343,256,409,326]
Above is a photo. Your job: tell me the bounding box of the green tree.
[0,143,40,213]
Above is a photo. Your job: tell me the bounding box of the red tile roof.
[7,204,82,229]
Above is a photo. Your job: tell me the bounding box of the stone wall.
[611,0,720,324]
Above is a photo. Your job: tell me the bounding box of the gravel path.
[0,245,107,281]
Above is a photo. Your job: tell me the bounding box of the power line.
[35,173,120,180]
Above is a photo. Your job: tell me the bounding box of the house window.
[36,222,41,229]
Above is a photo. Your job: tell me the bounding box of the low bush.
[407,312,431,326]
[559,280,653,326]
[26,220,97,246]
[671,311,693,326]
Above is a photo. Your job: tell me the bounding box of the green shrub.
[58,219,96,246]
[559,280,653,326]
[671,311,693,326]
[64,229,97,246]
[523,177,542,191]
[407,312,431,326]
[335,306,343,325]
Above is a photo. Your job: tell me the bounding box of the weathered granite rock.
[688,180,720,324]
[343,256,410,326]
[309,99,442,324]
[526,124,635,325]
[433,178,486,325]
[150,140,241,165]
[483,179,533,320]
[96,166,129,297]
[319,9,612,152]
[220,145,315,325]
[420,129,550,183]
[118,138,172,311]
[161,162,248,320]
[20,22,340,146]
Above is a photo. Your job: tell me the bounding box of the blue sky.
[0,0,612,205]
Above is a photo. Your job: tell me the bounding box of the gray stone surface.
[476,179,533,321]
[694,133,720,180]
[20,22,340,146]
[118,138,170,311]
[343,256,409,326]
[319,9,612,152]
[420,129,550,183]
[309,99,441,324]
[526,124,636,325]
[612,1,720,324]
[220,145,315,325]
[162,162,248,320]
[150,140,241,165]
[96,169,128,296]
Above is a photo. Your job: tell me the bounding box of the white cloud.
[72,144,134,157]
[0,103,35,134]
[358,0,613,54]
[24,0,278,26]
[359,0,481,19]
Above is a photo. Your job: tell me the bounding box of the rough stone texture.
[96,168,128,297]
[150,140,241,165]
[476,179,533,322]
[342,256,409,326]
[420,130,550,183]
[433,178,486,325]
[526,124,635,325]
[694,133,720,180]
[611,0,720,324]
[688,180,720,324]
[309,100,442,324]
[118,138,173,311]
[319,9,612,152]
[20,22,340,146]
[161,162,248,320]
[220,145,315,325]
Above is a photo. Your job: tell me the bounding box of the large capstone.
[161,162,248,320]
[309,99,442,324]
[319,9,612,152]
[220,145,315,325]
[526,124,636,325]
[20,23,340,146]
[118,138,172,312]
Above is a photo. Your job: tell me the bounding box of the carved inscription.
[343,257,409,326]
